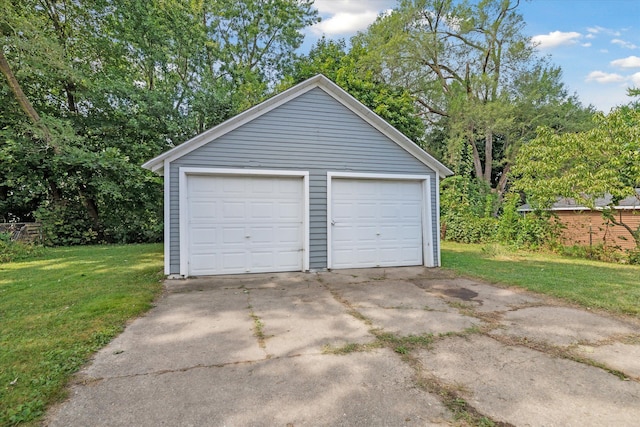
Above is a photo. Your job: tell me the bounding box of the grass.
[0,244,163,426]
[441,241,640,317]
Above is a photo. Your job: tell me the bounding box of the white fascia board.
[435,174,442,267]
[163,159,171,275]
[327,171,433,180]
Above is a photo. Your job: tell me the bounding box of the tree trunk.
[496,162,511,197]
[0,48,54,145]
[484,129,493,183]
[470,139,483,180]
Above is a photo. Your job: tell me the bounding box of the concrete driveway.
[46,267,640,426]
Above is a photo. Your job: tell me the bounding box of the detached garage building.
[143,75,453,277]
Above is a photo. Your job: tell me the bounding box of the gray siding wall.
[168,88,438,274]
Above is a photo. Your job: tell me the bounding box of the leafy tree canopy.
[0,0,318,244]
[513,106,640,247]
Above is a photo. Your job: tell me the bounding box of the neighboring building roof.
[519,190,640,212]
[142,74,454,178]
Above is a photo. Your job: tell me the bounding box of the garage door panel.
[221,227,245,244]
[222,179,244,194]
[190,227,217,244]
[187,174,304,276]
[222,252,245,270]
[277,226,304,244]
[190,201,218,220]
[331,178,423,269]
[222,201,245,219]
[248,202,274,218]
[249,226,276,244]
[277,201,303,219]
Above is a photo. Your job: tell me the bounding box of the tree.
[513,107,640,248]
[0,0,318,243]
[353,0,594,197]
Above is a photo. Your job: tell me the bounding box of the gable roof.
[519,190,640,212]
[142,74,453,178]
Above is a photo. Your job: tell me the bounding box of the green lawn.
[441,241,640,317]
[0,244,163,426]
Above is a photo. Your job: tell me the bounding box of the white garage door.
[186,174,304,276]
[331,178,424,269]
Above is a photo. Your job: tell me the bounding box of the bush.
[626,247,640,265]
[35,204,100,246]
[0,232,44,262]
[442,213,498,244]
[497,194,561,249]
[440,176,499,244]
[559,244,627,264]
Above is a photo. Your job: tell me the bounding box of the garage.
[181,170,308,276]
[143,75,452,277]
[328,174,431,269]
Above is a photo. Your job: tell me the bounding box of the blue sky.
[300,0,640,112]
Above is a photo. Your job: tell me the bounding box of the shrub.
[627,247,640,265]
[440,176,499,244]
[0,232,44,262]
[35,204,100,246]
[495,193,562,249]
[559,244,627,264]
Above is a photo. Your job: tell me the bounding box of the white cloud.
[600,49,609,54]
[611,56,640,69]
[531,31,582,49]
[585,71,626,84]
[310,0,395,36]
[312,0,393,14]
[585,33,595,39]
[587,26,621,36]
[631,72,640,86]
[581,43,592,48]
[611,39,638,49]
[311,11,381,35]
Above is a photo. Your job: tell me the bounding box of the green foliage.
[514,107,640,248]
[353,0,595,192]
[496,193,561,249]
[0,232,43,262]
[440,174,499,244]
[628,248,640,265]
[559,244,627,264]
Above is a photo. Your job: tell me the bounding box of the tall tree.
[353,0,593,196]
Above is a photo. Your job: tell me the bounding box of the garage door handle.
[245,235,250,238]
[331,220,336,226]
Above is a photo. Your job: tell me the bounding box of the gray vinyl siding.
[168,88,438,274]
